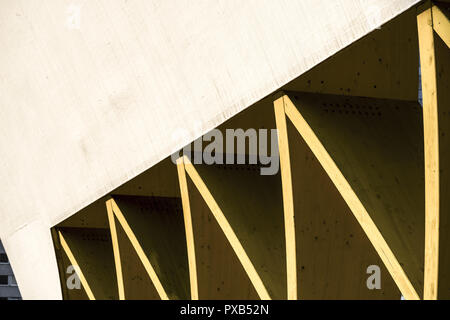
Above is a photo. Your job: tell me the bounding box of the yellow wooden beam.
[107,198,169,300]
[58,231,95,300]
[188,161,287,298]
[432,4,450,299]
[418,1,440,300]
[183,155,271,300]
[176,157,199,300]
[106,199,125,300]
[282,94,420,300]
[57,228,119,300]
[273,96,297,300]
[51,228,72,299]
[433,3,450,48]
[186,173,260,299]
[284,107,401,299]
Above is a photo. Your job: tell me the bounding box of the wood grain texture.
[418,1,440,300]
[283,92,423,300]
[274,97,297,300]
[176,157,199,300]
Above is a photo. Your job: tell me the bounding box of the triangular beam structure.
[106,196,190,300]
[432,2,450,48]
[56,228,118,300]
[417,0,450,300]
[177,156,271,300]
[273,100,297,300]
[107,198,168,300]
[176,158,199,300]
[57,231,95,300]
[274,93,424,300]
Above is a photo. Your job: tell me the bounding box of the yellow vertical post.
[106,199,125,300]
[418,0,440,300]
[176,157,199,300]
[183,156,271,300]
[274,96,297,300]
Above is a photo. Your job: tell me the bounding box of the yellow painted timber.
[285,109,400,299]
[113,216,161,300]
[51,228,72,300]
[106,200,125,300]
[176,157,199,300]
[57,240,90,300]
[185,172,259,299]
[183,155,271,300]
[433,3,450,48]
[58,228,118,300]
[107,198,169,299]
[282,92,422,300]
[108,196,190,300]
[58,231,95,300]
[188,160,287,299]
[274,96,297,300]
[418,1,440,300]
[429,4,450,299]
